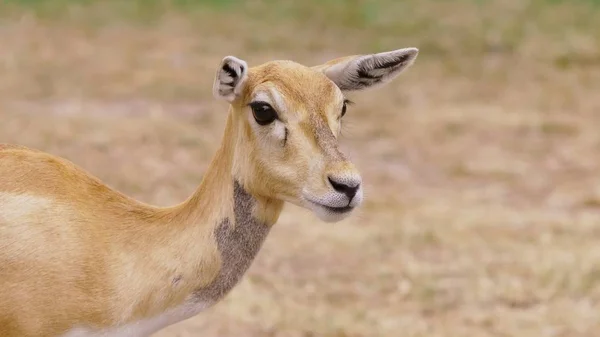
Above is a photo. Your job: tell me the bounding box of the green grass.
[1,0,594,66]
[3,0,599,32]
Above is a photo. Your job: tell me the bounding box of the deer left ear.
[313,48,418,92]
[213,56,249,102]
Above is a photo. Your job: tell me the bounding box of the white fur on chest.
[61,301,211,337]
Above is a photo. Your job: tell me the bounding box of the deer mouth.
[308,200,354,214]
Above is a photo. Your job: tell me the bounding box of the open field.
[1,0,600,336]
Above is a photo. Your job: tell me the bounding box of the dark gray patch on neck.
[194,180,270,302]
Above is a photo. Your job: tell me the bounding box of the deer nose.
[328,176,361,200]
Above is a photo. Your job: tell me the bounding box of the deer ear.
[313,48,418,92]
[213,56,249,102]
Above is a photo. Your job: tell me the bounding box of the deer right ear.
[213,56,249,103]
[313,48,418,92]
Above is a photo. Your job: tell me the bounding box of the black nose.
[328,176,360,200]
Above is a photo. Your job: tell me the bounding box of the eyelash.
[341,99,353,118]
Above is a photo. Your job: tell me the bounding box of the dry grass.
[1,0,600,336]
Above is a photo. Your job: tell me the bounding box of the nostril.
[328,176,360,199]
[328,176,344,191]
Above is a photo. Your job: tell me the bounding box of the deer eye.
[249,101,278,125]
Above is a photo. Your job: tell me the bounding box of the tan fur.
[0,48,417,336]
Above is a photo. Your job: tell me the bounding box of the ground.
[1,0,600,336]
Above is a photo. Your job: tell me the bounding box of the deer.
[0,47,418,337]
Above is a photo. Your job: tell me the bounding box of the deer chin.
[307,201,355,223]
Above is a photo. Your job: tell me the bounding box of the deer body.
[0,135,279,336]
[0,48,418,336]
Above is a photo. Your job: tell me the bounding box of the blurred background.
[1,0,600,336]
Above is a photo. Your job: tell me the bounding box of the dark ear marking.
[213,56,249,102]
[373,53,411,70]
[221,63,237,82]
[357,67,380,80]
[318,47,418,92]
[355,52,414,84]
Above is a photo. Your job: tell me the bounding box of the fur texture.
[0,47,418,336]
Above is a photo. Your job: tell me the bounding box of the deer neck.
[169,110,283,302]
[67,112,284,337]
[176,108,284,223]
